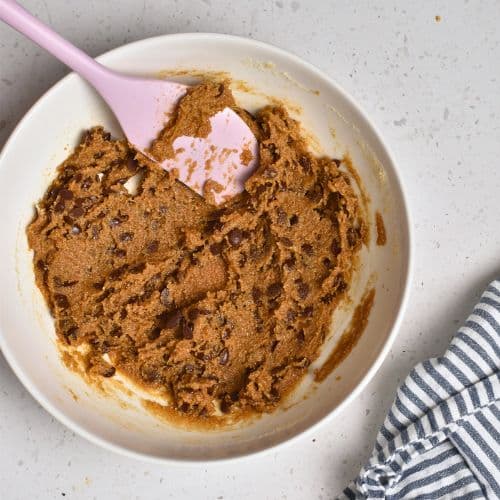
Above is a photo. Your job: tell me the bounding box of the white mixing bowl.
[0,34,411,462]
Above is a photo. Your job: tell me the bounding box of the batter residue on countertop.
[27,81,366,420]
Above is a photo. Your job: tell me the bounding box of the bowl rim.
[0,32,413,465]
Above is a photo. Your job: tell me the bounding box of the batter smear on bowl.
[27,81,366,420]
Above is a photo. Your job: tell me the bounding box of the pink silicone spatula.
[0,0,258,204]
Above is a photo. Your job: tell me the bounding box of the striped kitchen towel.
[341,280,500,499]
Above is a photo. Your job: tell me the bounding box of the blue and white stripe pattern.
[342,280,500,499]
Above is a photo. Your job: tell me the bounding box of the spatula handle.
[0,0,114,90]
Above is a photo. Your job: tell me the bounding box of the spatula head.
[108,77,258,204]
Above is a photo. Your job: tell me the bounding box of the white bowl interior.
[0,34,410,461]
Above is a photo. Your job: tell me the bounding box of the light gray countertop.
[1,1,499,498]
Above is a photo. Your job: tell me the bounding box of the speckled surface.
[1,1,500,498]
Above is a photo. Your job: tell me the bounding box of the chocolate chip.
[297,330,305,343]
[81,177,92,189]
[59,189,73,200]
[204,218,224,234]
[54,277,77,287]
[302,243,313,255]
[182,320,194,339]
[219,348,229,365]
[306,185,323,203]
[130,263,146,274]
[326,192,341,211]
[299,155,312,172]
[228,228,243,247]
[209,242,223,255]
[110,325,122,337]
[109,266,125,280]
[179,402,190,413]
[269,299,279,310]
[331,239,341,255]
[48,187,60,199]
[122,157,139,174]
[100,366,116,378]
[109,217,121,228]
[267,282,283,298]
[220,399,231,413]
[251,287,262,302]
[254,185,267,198]
[70,206,84,218]
[162,310,182,329]
[54,201,65,213]
[120,232,133,242]
[126,295,139,305]
[64,326,78,342]
[279,237,293,247]
[36,260,47,271]
[321,293,333,304]
[113,248,126,258]
[127,343,139,358]
[303,306,313,317]
[283,256,296,270]
[100,340,111,353]
[333,158,341,167]
[96,287,114,303]
[160,287,170,306]
[54,293,69,309]
[146,240,159,253]
[147,327,161,341]
[71,225,81,235]
[270,387,279,399]
[296,280,310,299]
[336,276,348,293]
[188,308,200,321]
[120,308,127,319]
[289,214,299,225]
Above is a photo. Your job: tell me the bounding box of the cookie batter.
[27,82,365,419]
